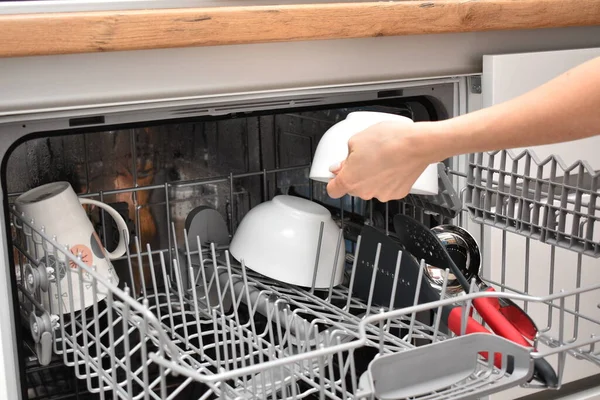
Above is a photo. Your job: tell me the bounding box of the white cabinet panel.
[482,48,600,172]
[482,48,600,400]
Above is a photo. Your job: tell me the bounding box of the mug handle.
[79,199,129,260]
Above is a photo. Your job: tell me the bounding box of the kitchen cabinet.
[481,47,600,400]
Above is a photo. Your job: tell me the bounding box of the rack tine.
[461,277,477,336]
[158,251,175,336]
[265,299,278,400]
[408,259,426,342]
[558,292,567,383]
[345,235,361,311]
[221,313,230,371]
[274,305,287,399]
[229,318,238,375]
[225,251,242,327]
[209,243,227,314]
[172,259,189,349]
[570,254,583,343]
[433,269,450,343]
[125,235,137,297]
[240,260,258,342]
[349,348,358,395]
[106,283,119,395]
[141,299,150,400]
[524,237,531,313]
[211,308,222,368]
[310,221,325,294]
[182,229,196,292]
[273,299,285,355]
[91,267,106,398]
[389,250,403,310]
[171,222,182,286]
[134,236,147,299]
[146,243,162,323]
[77,265,91,390]
[325,331,335,393]
[336,335,347,397]
[245,333,257,396]
[366,243,382,316]
[317,344,326,400]
[64,245,80,373]
[187,252,204,358]
[257,330,267,400]
[196,236,212,312]
[122,286,133,396]
[327,228,344,301]
[544,246,556,332]
[307,325,318,385]
[236,315,248,391]
[282,307,297,398]
[52,245,68,362]
[378,308,385,355]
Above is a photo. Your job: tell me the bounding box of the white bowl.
[229,195,345,289]
[309,111,439,196]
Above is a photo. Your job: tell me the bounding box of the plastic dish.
[309,111,438,196]
[229,195,345,289]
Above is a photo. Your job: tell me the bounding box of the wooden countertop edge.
[1,0,600,58]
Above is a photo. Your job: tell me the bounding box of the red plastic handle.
[499,304,538,341]
[472,296,532,348]
[482,286,538,342]
[446,307,504,369]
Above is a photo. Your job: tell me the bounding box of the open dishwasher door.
[480,47,600,400]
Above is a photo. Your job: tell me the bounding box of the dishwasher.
[1,50,600,400]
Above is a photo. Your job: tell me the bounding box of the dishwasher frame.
[1,71,599,399]
[0,76,463,400]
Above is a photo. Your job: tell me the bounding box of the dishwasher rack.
[11,193,600,400]
[466,149,600,257]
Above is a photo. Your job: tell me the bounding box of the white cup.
[309,111,439,196]
[15,182,129,314]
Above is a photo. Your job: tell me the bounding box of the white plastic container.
[309,111,439,196]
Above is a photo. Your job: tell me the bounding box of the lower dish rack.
[11,207,600,400]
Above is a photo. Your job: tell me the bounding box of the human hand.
[326,121,442,202]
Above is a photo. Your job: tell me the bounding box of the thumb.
[326,172,348,199]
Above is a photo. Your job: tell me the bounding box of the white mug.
[15,181,129,314]
[309,111,439,196]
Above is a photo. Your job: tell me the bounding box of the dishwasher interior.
[4,80,600,400]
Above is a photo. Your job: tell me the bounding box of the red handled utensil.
[393,214,558,388]
[431,224,539,342]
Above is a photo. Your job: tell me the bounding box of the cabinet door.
[483,47,600,170]
[482,48,600,400]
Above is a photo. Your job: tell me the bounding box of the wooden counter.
[1,0,600,58]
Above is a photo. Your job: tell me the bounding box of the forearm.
[427,56,600,161]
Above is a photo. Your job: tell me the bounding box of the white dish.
[229,195,345,289]
[309,111,439,196]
